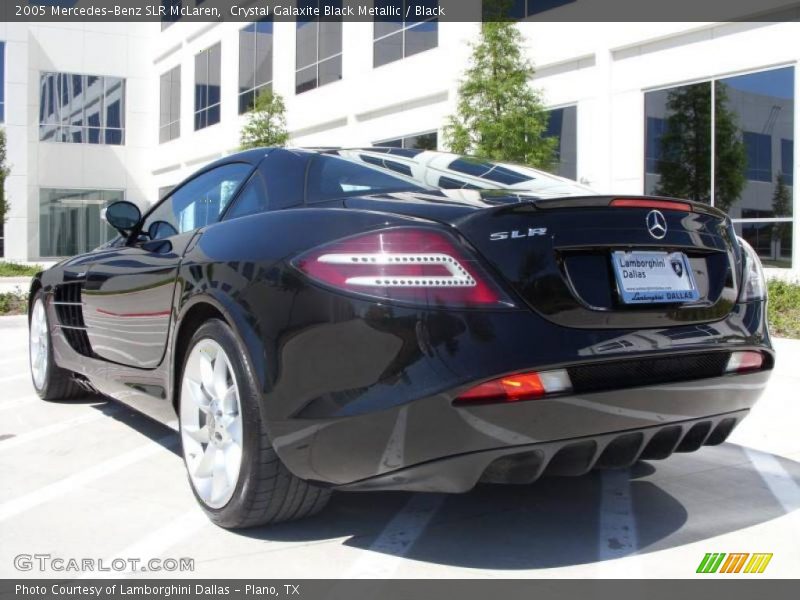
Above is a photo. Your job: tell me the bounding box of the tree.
[239,89,289,150]
[0,128,9,227]
[444,6,556,169]
[654,82,746,212]
[771,172,791,260]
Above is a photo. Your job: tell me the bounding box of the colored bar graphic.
[698,552,773,574]
[744,553,773,573]
[697,553,726,573]
[720,553,749,573]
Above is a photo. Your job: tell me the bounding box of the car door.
[83,162,253,368]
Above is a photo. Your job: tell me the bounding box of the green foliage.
[655,83,746,211]
[239,89,289,151]
[0,128,9,225]
[768,279,800,339]
[772,172,791,244]
[0,261,44,276]
[444,19,556,169]
[0,289,27,315]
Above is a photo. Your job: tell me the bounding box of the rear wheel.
[178,319,330,528]
[29,291,83,401]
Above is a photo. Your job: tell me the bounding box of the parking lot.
[1,313,799,579]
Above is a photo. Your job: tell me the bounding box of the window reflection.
[545,106,577,180]
[195,43,221,130]
[39,189,121,257]
[38,72,125,146]
[238,20,273,114]
[159,66,181,143]
[295,0,343,94]
[644,82,713,204]
[376,131,438,151]
[373,0,438,68]
[645,66,794,267]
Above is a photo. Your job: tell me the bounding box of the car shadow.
[88,398,182,456]
[92,401,800,570]
[234,442,800,570]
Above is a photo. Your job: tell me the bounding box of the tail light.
[725,351,764,374]
[610,198,692,212]
[292,227,514,308]
[737,237,767,302]
[455,369,572,404]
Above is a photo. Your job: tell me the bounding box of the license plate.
[611,251,700,304]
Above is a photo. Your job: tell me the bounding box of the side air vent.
[53,282,94,357]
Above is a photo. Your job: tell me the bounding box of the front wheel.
[178,319,330,528]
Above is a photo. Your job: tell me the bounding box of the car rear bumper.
[271,368,771,490]
[339,409,749,492]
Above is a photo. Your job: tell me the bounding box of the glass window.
[374,0,438,68]
[159,66,181,143]
[226,172,270,220]
[0,41,5,122]
[39,189,122,257]
[782,138,794,186]
[161,0,181,30]
[376,131,438,151]
[545,106,577,180]
[144,163,252,236]
[493,0,577,19]
[239,20,274,114]
[645,66,794,267]
[38,72,126,145]
[743,131,772,182]
[644,81,712,204]
[195,43,221,130]
[295,0,342,94]
[306,155,425,203]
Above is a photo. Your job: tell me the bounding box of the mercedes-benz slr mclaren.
[28,148,773,528]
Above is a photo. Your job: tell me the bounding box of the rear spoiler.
[529,195,727,219]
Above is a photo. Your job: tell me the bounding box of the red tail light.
[456,369,572,404]
[292,228,513,308]
[610,198,692,212]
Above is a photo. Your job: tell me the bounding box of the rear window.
[306,155,427,204]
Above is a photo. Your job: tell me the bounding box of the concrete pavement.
[1,313,799,579]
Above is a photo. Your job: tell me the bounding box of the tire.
[178,319,330,528]
[29,290,84,401]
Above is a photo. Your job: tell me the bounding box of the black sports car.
[28,148,773,528]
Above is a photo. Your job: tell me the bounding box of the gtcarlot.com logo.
[14,553,194,573]
[696,552,773,574]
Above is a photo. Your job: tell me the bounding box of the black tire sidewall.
[178,318,266,525]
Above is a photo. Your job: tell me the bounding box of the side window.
[145,163,252,238]
[225,172,269,220]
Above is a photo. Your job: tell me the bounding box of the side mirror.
[148,220,178,240]
[102,201,141,236]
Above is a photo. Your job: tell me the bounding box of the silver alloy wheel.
[29,298,49,390]
[180,338,244,509]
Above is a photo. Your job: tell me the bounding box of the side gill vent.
[53,282,94,357]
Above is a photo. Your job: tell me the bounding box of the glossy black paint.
[31,148,774,491]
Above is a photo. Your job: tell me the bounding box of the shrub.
[767,279,800,339]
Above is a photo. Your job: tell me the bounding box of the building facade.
[0,16,797,273]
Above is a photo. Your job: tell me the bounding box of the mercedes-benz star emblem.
[646,210,667,239]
